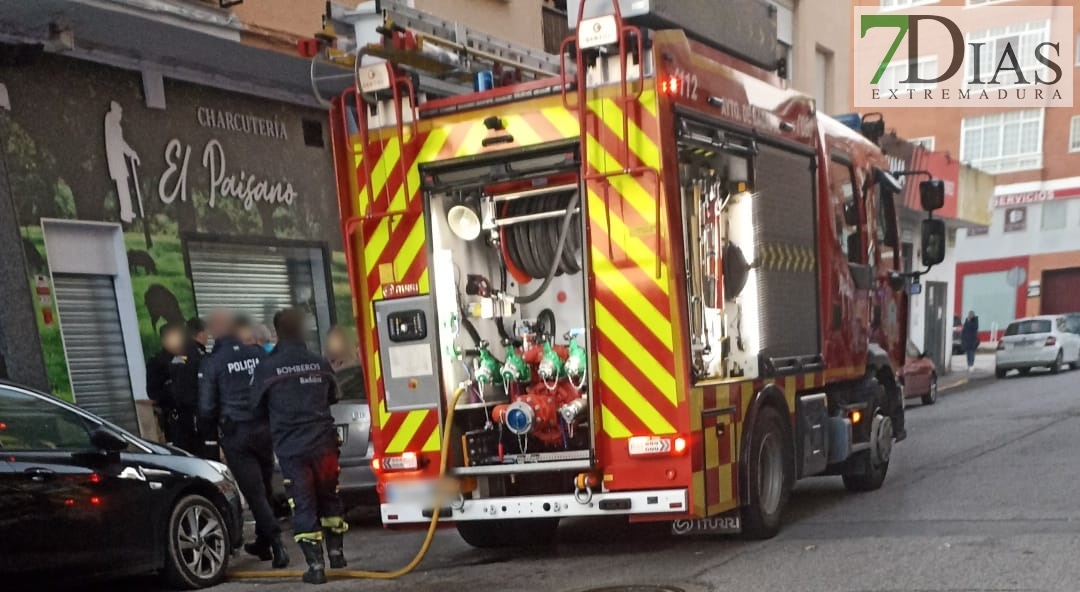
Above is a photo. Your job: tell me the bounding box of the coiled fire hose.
[230,384,469,581]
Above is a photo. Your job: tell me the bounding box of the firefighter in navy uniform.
[254,308,348,585]
[198,309,289,568]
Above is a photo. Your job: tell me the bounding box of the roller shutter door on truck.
[186,242,329,352]
[52,273,139,432]
[1040,268,1080,315]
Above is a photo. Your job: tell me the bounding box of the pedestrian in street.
[198,309,290,568]
[255,308,348,585]
[146,322,199,450]
[962,310,980,373]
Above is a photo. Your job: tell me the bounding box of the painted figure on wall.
[103,101,141,223]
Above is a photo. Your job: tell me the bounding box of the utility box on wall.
[566,0,779,71]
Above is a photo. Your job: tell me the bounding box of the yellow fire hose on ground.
[229,384,469,582]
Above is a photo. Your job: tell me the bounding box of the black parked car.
[0,382,243,589]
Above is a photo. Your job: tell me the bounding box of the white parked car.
[995,315,1080,378]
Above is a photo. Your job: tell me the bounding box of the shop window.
[1042,201,1067,231]
[1070,116,1080,152]
[186,240,334,353]
[961,270,1017,335]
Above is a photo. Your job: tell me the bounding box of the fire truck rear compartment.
[421,143,595,478]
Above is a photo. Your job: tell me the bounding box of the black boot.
[270,537,290,569]
[298,539,328,585]
[324,530,346,569]
[243,538,272,561]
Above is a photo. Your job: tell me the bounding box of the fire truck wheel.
[842,385,891,492]
[455,518,560,549]
[740,405,793,540]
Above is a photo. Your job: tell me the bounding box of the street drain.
[582,587,685,592]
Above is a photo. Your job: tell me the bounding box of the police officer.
[254,308,348,585]
[146,322,201,453]
[198,309,289,568]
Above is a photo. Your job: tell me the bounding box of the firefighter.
[198,309,289,568]
[254,307,348,585]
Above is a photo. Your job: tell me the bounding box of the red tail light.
[1046,336,1057,346]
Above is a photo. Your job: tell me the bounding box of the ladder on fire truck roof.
[307,0,570,106]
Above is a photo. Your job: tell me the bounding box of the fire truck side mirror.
[919,180,946,212]
[920,218,946,267]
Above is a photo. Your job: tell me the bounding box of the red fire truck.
[321,0,948,545]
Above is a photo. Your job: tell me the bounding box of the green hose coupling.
[475,346,503,386]
[537,342,565,382]
[565,339,587,382]
[501,347,531,384]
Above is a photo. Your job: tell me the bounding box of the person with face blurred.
[146,322,201,453]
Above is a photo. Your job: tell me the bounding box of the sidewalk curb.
[940,374,995,393]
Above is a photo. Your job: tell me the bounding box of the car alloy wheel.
[178,503,227,579]
[165,495,230,589]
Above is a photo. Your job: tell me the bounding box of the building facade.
[863,0,1080,340]
[0,0,351,437]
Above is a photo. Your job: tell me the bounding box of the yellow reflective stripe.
[594,302,676,405]
[600,404,632,438]
[597,354,676,435]
[587,189,668,294]
[420,425,440,452]
[456,122,489,157]
[639,89,658,118]
[392,218,426,279]
[504,115,544,146]
[385,410,425,454]
[542,106,580,137]
[594,97,661,169]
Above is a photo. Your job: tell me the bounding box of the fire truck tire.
[455,518,560,549]
[842,384,891,492]
[740,405,793,540]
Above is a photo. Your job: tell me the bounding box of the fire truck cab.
[325,0,948,545]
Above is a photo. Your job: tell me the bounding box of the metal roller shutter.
[52,273,138,432]
[187,243,323,350]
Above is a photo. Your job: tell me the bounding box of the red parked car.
[902,341,939,405]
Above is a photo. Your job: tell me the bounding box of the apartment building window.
[876,57,939,92]
[966,20,1050,88]
[909,136,936,151]
[960,109,1044,173]
[1071,117,1080,152]
[815,48,832,114]
[1042,201,1068,231]
[880,0,938,9]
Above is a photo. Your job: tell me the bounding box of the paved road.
[87,370,1080,591]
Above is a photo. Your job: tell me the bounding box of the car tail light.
[628,435,688,457]
[372,452,420,473]
[1046,336,1057,346]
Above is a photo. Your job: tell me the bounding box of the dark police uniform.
[146,342,202,454]
[254,340,348,574]
[198,335,281,545]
